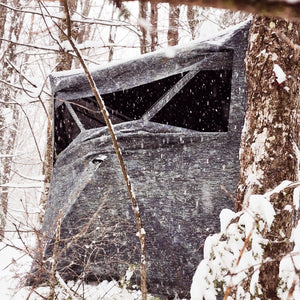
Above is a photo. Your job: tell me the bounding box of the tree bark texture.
[150,3,158,51]
[139,0,149,54]
[186,6,200,40]
[74,0,92,67]
[123,0,300,21]
[56,0,78,71]
[167,4,180,46]
[108,10,117,62]
[0,0,23,238]
[0,0,7,49]
[236,15,300,299]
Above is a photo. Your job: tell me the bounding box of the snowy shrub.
[190,181,300,300]
[278,221,300,299]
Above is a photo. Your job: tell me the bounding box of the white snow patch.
[164,47,176,58]
[265,180,292,197]
[239,210,255,237]
[271,52,278,61]
[136,227,146,238]
[257,49,267,58]
[284,204,293,212]
[94,154,107,161]
[220,208,236,232]
[293,186,300,209]
[190,259,217,300]
[251,128,267,162]
[273,64,286,84]
[0,183,43,188]
[137,17,152,31]
[278,221,300,299]
[245,165,263,187]
[248,194,275,228]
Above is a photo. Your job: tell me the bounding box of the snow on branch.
[191,181,300,300]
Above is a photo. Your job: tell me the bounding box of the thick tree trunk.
[124,0,300,21]
[74,0,92,67]
[236,15,300,299]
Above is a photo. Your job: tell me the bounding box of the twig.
[223,224,255,300]
[286,278,297,300]
[220,184,236,201]
[236,226,254,266]
[55,271,81,300]
[64,190,109,252]
[17,101,43,162]
[49,209,62,300]
[223,286,231,300]
[0,37,62,53]
[0,2,139,33]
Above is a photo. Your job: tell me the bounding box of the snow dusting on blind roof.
[50,20,251,99]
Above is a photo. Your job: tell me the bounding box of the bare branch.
[60,1,147,298]
[49,209,62,300]
[16,101,44,163]
[0,37,62,53]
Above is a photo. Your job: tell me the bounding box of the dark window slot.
[151,70,232,132]
[54,69,232,157]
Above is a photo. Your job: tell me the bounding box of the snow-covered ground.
[0,241,151,300]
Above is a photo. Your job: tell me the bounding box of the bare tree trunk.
[75,0,92,45]
[74,0,92,68]
[41,0,81,220]
[150,3,158,51]
[0,0,23,237]
[56,0,79,71]
[167,4,180,46]
[186,6,199,40]
[108,9,117,62]
[139,0,148,54]
[236,15,300,299]
[0,0,8,49]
